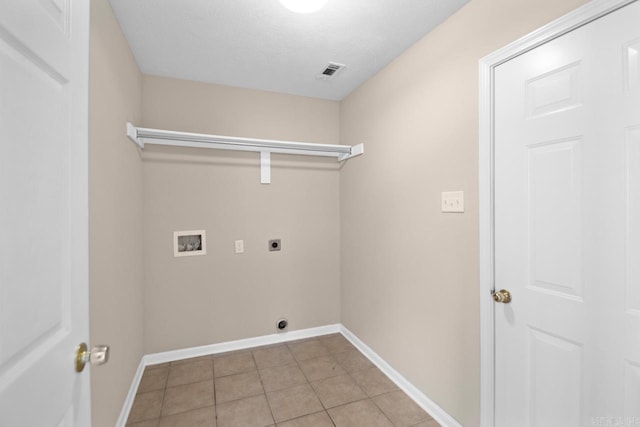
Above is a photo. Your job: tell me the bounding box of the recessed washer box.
[173,230,206,257]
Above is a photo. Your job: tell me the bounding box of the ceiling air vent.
[318,62,346,80]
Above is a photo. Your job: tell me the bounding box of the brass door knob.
[75,342,110,372]
[493,289,512,304]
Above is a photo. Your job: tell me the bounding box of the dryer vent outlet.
[276,318,288,331]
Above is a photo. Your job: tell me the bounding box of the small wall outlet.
[441,191,464,213]
[268,239,281,251]
[234,240,244,254]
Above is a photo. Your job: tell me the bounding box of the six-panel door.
[494,2,640,426]
[0,0,90,425]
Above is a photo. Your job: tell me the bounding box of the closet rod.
[126,123,364,161]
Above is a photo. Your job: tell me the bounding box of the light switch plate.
[234,240,244,254]
[441,191,464,213]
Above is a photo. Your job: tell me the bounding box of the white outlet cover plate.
[441,191,464,213]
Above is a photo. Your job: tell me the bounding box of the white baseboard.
[116,323,461,427]
[115,358,146,427]
[143,323,341,366]
[339,325,463,427]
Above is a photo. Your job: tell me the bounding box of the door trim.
[478,0,637,425]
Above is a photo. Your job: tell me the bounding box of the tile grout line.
[250,347,277,427]
[337,354,413,425]
[157,362,169,422]
[288,338,338,427]
[152,359,216,424]
[321,335,394,427]
[305,336,346,427]
[211,355,219,416]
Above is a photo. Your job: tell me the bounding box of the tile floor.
[126,334,441,427]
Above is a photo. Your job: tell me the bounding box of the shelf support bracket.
[126,122,144,149]
[260,151,271,184]
[340,143,364,161]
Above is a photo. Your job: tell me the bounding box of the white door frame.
[478,0,637,425]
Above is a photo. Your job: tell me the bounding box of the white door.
[0,0,91,426]
[494,1,640,426]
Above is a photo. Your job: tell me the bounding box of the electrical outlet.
[268,239,281,251]
[235,240,244,254]
[441,191,464,213]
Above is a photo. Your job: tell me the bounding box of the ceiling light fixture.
[279,0,328,14]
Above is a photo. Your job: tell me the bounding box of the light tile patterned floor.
[126,334,441,427]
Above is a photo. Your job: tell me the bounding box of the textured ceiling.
[109,0,469,100]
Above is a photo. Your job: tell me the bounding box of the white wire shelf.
[126,123,364,184]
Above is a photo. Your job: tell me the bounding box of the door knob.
[493,289,512,304]
[75,342,110,372]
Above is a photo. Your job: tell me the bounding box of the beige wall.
[141,76,341,353]
[89,0,144,426]
[339,0,588,425]
[88,0,594,423]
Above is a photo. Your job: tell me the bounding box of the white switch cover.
[441,191,464,213]
[234,240,244,254]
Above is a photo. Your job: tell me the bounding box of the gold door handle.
[75,342,110,372]
[493,289,512,304]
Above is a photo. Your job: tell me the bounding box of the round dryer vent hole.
[276,318,288,331]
